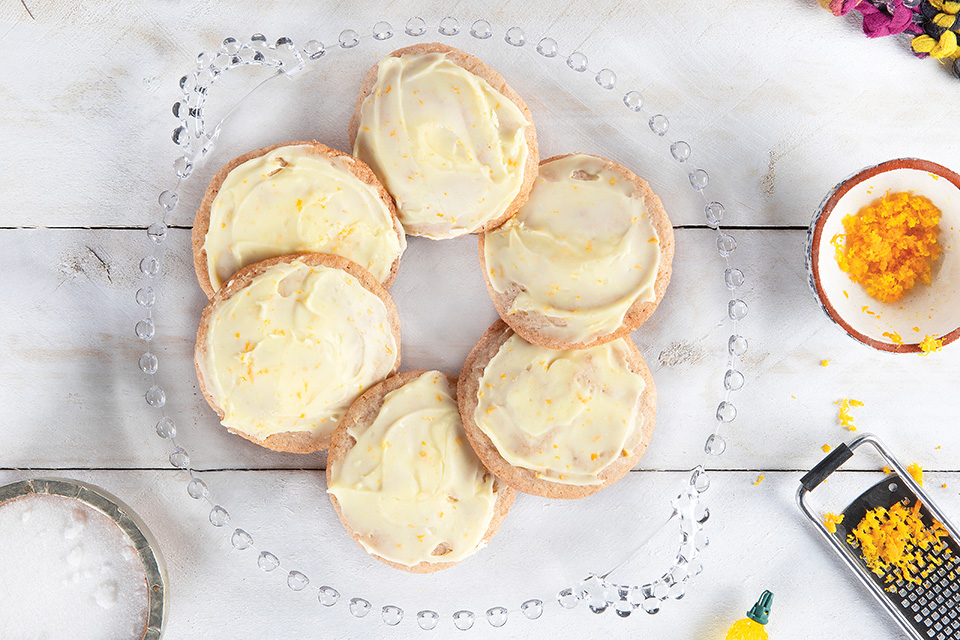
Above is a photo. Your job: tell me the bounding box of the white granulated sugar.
[0,494,148,639]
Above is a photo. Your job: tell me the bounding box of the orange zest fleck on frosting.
[822,444,832,453]
[848,500,951,585]
[753,474,764,486]
[821,359,830,367]
[824,512,844,534]
[882,331,903,345]
[832,191,941,303]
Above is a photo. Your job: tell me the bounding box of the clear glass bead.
[642,597,660,614]
[669,583,686,600]
[275,36,294,50]
[628,587,645,606]
[724,369,745,391]
[173,156,193,178]
[716,401,737,423]
[704,201,724,228]
[728,334,748,356]
[453,610,474,631]
[405,17,426,36]
[470,19,492,39]
[689,169,709,191]
[196,51,213,68]
[615,598,633,618]
[695,531,709,550]
[373,21,393,40]
[187,477,208,499]
[557,588,579,608]
[172,126,187,145]
[505,27,525,46]
[231,528,253,550]
[649,114,668,136]
[623,90,643,111]
[318,586,340,606]
[717,234,737,257]
[595,68,616,89]
[303,40,324,60]
[704,433,726,455]
[692,466,710,492]
[537,37,558,57]
[249,33,266,43]
[695,503,710,524]
[139,352,158,374]
[221,37,241,55]
[147,222,167,244]
[258,551,280,572]
[566,51,588,72]
[724,268,744,290]
[486,606,508,627]
[136,287,155,308]
[381,605,402,626]
[136,318,155,341]
[287,571,309,591]
[145,385,166,408]
[338,29,359,48]
[438,17,460,36]
[521,599,543,619]
[178,74,191,91]
[417,610,439,630]
[728,299,748,320]
[171,101,181,117]
[140,256,159,277]
[169,447,188,468]
[212,53,231,70]
[670,141,691,163]
[155,417,176,439]
[209,505,229,527]
[349,597,371,617]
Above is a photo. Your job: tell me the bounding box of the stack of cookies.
[191,43,673,572]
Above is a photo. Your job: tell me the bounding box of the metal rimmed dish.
[0,478,167,640]
[806,157,960,353]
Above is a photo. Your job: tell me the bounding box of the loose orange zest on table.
[832,191,941,303]
[836,398,863,431]
[848,500,951,587]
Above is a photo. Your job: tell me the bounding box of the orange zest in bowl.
[832,191,941,303]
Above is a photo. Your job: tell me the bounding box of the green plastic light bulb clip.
[745,590,774,625]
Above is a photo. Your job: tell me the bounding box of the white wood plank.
[1,1,958,228]
[2,468,942,639]
[3,227,959,472]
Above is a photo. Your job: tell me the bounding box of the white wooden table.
[3,1,960,638]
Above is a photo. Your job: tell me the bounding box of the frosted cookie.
[349,43,539,239]
[327,370,515,572]
[458,320,656,499]
[481,153,674,349]
[192,141,405,297]
[195,253,400,453]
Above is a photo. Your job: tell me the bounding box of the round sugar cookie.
[195,253,401,453]
[192,141,405,298]
[458,320,656,499]
[349,43,539,239]
[327,370,515,573]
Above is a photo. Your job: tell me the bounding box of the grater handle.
[800,442,853,492]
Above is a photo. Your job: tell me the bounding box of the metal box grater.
[798,434,960,640]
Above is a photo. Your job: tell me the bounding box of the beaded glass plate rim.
[138,16,749,631]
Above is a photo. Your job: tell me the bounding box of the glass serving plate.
[135,17,747,630]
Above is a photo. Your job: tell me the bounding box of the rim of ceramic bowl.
[807,157,960,353]
[0,478,166,640]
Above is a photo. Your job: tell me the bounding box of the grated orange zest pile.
[848,500,951,586]
[919,334,943,356]
[832,191,941,303]
[824,512,845,534]
[907,462,924,487]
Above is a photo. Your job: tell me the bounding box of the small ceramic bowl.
[807,158,960,353]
